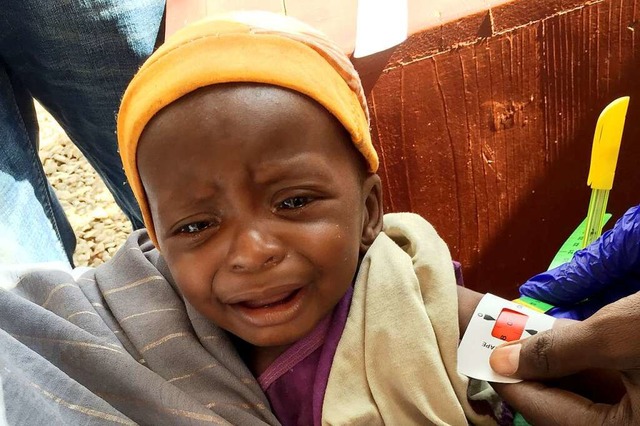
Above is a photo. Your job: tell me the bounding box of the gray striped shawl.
[0,230,279,425]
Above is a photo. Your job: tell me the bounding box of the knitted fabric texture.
[117,11,377,246]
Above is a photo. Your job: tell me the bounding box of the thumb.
[489,319,594,379]
[490,293,640,379]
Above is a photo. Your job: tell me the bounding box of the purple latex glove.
[520,204,640,320]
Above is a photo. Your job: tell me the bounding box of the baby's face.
[138,84,380,348]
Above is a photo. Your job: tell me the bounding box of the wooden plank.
[371,0,640,296]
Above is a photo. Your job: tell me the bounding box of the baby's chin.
[231,321,320,349]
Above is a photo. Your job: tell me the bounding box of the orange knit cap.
[117,11,377,247]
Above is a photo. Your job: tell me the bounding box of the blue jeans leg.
[0,0,164,263]
[0,64,70,264]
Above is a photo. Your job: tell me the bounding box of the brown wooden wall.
[367,0,640,297]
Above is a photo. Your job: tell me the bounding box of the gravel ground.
[36,103,131,267]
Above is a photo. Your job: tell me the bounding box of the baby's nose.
[227,226,285,273]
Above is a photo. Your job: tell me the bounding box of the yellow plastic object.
[582,96,629,247]
[586,96,629,190]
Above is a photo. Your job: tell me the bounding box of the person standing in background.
[0,0,164,265]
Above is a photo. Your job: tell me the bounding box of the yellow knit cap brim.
[117,17,377,247]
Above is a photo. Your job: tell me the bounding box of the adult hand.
[490,292,640,425]
[520,205,640,320]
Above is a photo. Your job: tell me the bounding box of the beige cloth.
[323,213,495,426]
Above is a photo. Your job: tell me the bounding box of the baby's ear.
[360,174,383,253]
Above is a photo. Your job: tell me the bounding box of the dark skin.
[462,287,634,424]
[139,82,629,421]
[137,84,383,374]
[137,82,485,377]
[490,294,640,425]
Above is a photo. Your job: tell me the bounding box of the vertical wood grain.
[371,0,640,295]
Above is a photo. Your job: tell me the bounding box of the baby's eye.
[279,196,312,210]
[179,221,212,234]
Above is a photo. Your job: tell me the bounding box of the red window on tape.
[491,308,528,342]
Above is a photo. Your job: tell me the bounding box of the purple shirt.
[258,286,353,426]
[257,262,464,425]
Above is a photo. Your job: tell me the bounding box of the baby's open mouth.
[237,288,301,310]
[229,285,307,327]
